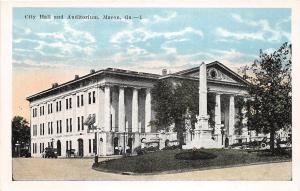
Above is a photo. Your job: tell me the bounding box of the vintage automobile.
[43,147,58,158]
[20,148,31,158]
[230,137,270,150]
[135,141,160,155]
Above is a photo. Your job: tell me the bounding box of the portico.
[97,84,154,155]
[28,61,249,157]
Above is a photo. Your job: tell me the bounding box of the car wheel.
[261,143,267,149]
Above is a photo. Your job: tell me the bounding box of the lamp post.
[50,138,54,148]
[221,125,225,146]
[123,125,127,157]
[94,126,101,164]
[15,141,20,157]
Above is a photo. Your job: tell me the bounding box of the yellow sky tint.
[13,68,88,120]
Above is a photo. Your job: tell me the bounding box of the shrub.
[162,145,181,150]
[175,150,217,160]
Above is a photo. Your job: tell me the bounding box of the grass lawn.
[93,149,291,174]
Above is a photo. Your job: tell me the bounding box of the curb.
[92,159,291,176]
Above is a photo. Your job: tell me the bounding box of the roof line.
[173,60,250,85]
[26,68,161,100]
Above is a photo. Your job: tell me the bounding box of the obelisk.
[183,62,215,149]
[197,62,209,130]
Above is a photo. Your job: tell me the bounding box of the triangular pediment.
[175,61,249,86]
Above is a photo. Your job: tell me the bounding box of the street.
[12,158,291,181]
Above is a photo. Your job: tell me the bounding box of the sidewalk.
[12,158,291,181]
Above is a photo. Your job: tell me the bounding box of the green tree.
[151,79,199,147]
[151,78,216,147]
[12,116,30,156]
[234,96,246,136]
[243,42,291,153]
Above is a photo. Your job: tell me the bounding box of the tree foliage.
[12,116,30,155]
[151,78,216,146]
[242,42,292,153]
[234,96,246,135]
[151,79,199,146]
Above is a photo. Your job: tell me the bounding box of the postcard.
[1,1,299,191]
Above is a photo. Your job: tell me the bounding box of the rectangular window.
[81,116,84,130]
[66,141,69,151]
[77,117,80,131]
[48,122,50,134]
[66,118,69,132]
[51,122,53,134]
[88,92,91,104]
[56,102,58,112]
[69,141,72,150]
[93,91,96,103]
[66,98,68,109]
[69,98,72,109]
[56,121,59,133]
[81,95,84,106]
[60,120,62,133]
[59,101,61,111]
[77,95,80,107]
[93,139,96,154]
[70,118,72,132]
[89,139,91,153]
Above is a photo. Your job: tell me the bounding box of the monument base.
[183,129,221,149]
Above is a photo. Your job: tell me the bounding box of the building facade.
[27,61,250,157]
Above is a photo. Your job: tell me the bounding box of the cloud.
[231,13,243,23]
[161,45,177,54]
[216,14,290,43]
[111,27,203,44]
[13,20,97,67]
[216,27,265,41]
[141,11,177,25]
[13,59,67,69]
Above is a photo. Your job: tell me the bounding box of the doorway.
[127,138,133,154]
[77,139,84,157]
[56,140,61,156]
[113,137,119,155]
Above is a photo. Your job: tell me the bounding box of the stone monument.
[183,62,217,149]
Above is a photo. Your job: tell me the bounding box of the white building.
[27,61,250,157]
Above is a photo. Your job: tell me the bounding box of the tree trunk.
[175,119,184,149]
[270,125,276,154]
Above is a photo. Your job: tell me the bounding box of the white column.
[214,93,221,134]
[228,95,235,136]
[111,88,118,132]
[104,86,111,132]
[132,88,139,132]
[118,87,125,132]
[145,88,152,133]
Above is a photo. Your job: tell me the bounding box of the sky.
[12,8,291,120]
